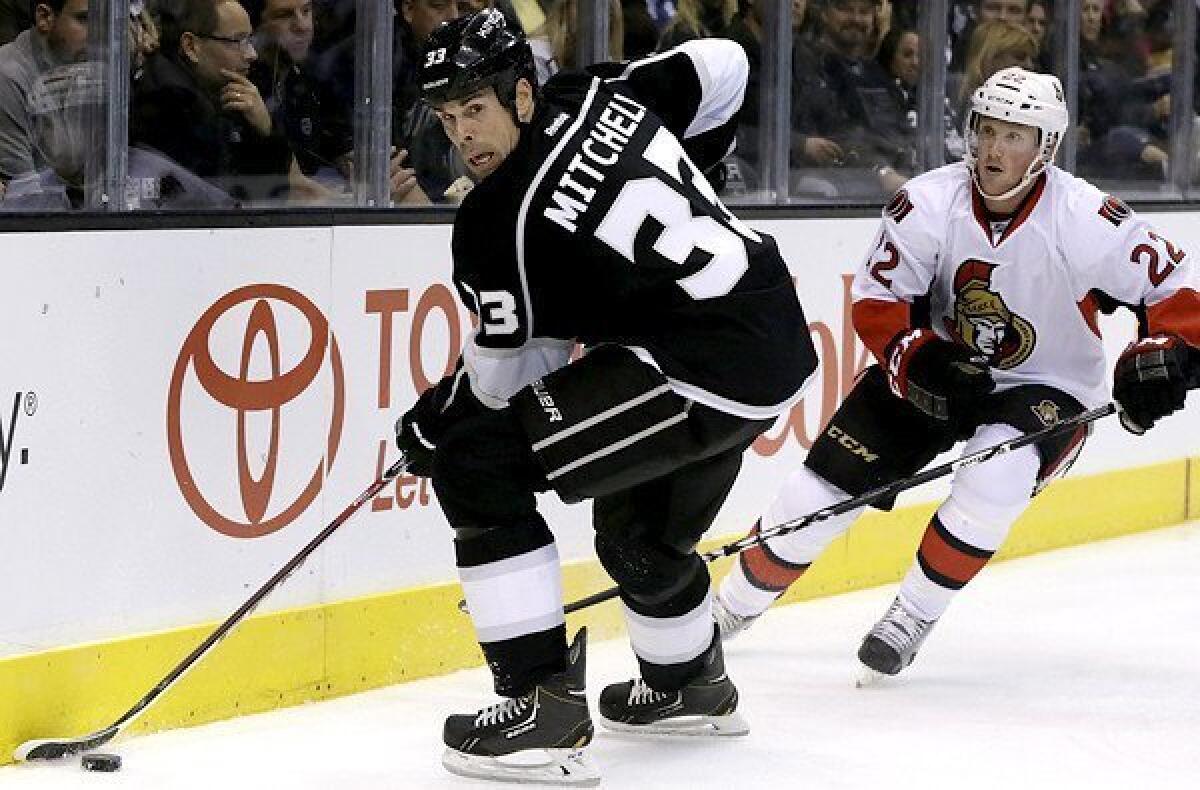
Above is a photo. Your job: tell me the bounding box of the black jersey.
[450,40,817,419]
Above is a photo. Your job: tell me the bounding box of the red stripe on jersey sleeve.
[852,298,911,364]
[1147,288,1200,348]
[1077,293,1101,338]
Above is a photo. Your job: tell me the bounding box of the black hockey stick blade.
[13,455,409,762]
[14,727,118,761]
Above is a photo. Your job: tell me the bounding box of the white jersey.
[852,163,1200,407]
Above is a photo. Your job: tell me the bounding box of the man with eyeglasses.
[244,0,356,194]
[0,0,89,183]
[130,0,292,204]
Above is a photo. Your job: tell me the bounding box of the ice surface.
[3,523,1197,789]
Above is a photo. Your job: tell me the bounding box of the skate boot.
[713,590,763,641]
[597,627,749,736]
[857,596,937,684]
[442,629,599,786]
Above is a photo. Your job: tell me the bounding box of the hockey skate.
[597,628,749,737]
[712,591,763,641]
[856,596,937,686]
[442,629,599,786]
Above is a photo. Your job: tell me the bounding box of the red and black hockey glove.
[1113,334,1193,435]
[885,328,995,428]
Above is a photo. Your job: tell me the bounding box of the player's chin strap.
[970,157,1046,203]
[14,454,411,762]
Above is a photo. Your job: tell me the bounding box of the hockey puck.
[81,753,121,772]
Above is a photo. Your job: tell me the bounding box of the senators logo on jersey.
[943,260,1036,369]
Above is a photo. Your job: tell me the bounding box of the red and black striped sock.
[914,514,994,591]
[737,520,812,595]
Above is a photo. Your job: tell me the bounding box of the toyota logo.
[167,284,345,538]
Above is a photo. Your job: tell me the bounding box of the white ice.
[3,522,1198,790]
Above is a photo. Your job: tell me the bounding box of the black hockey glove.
[394,360,481,477]
[1112,334,1192,435]
[885,329,995,427]
[395,408,437,478]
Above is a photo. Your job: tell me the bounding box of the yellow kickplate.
[0,460,1188,766]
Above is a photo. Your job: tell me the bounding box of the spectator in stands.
[3,61,234,209]
[530,0,623,84]
[131,0,293,204]
[391,0,464,202]
[1024,0,1046,47]
[1024,0,1051,70]
[622,0,657,58]
[957,19,1037,113]
[129,0,160,77]
[0,0,33,48]
[790,0,911,197]
[1092,0,1154,77]
[657,0,734,50]
[725,0,840,188]
[949,0,1027,73]
[887,0,916,29]
[244,0,354,193]
[793,0,816,37]
[1076,0,1169,181]
[0,0,88,183]
[877,24,917,104]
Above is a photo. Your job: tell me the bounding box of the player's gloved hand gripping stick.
[14,456,412,762]
[502,346,1199,619]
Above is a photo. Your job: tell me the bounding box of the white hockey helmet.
[964,67,1070,201]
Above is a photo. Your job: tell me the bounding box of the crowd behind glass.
[0,0,1195,211]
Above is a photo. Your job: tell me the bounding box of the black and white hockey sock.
[455,519,567,696]
[621,568,715,691]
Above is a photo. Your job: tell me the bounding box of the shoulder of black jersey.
[597,50,702,137]
[541,71,596,105]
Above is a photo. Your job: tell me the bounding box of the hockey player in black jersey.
[393,9,817,786]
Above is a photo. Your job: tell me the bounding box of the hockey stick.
[14,455,410,762]
[550,401,1124,616]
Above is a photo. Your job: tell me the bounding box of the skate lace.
[628,679,671,706]
[870,599,933,653]
[474,695,532,727]
[713,595,757,639]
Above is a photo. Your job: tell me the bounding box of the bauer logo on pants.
[166,284,345,538]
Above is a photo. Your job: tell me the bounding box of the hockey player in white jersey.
[393,9,816,786]
[714,67,1200,677]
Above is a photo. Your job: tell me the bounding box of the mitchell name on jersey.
[542,91,646,233]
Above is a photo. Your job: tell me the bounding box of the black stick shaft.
[16,456,409,761]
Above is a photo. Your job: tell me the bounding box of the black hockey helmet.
[419,9,536,116]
